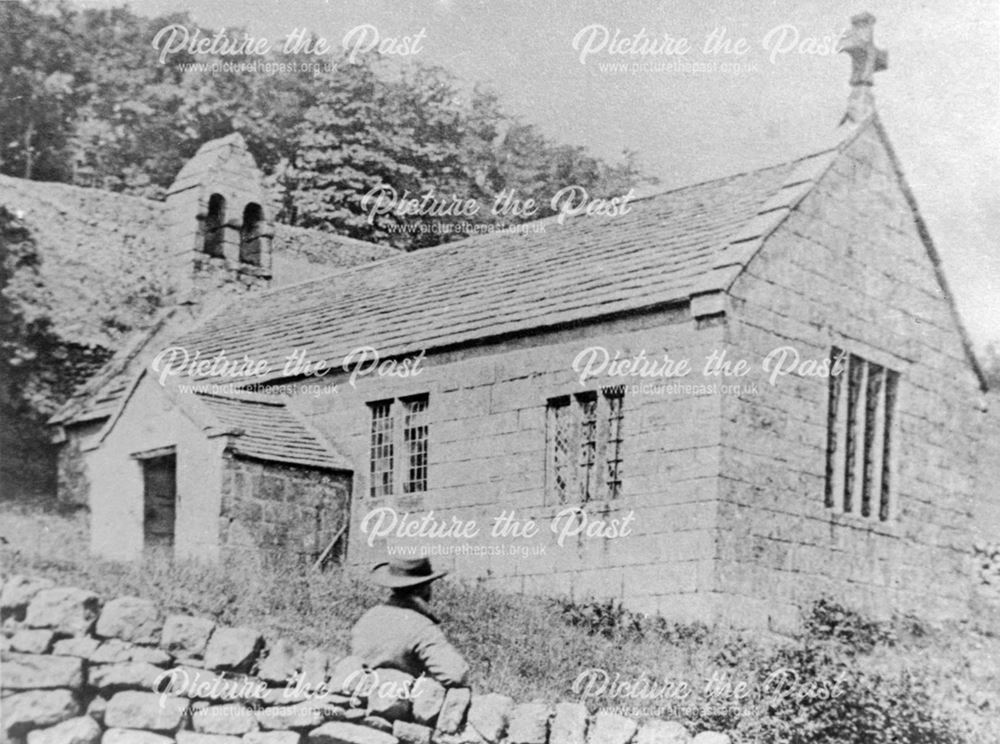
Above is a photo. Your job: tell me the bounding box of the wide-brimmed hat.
[370,557,448,589]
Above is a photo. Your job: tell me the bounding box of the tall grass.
[2,500,998,743]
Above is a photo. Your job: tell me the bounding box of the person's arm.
[413,623,470,687]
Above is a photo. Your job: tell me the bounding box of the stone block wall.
[716,122,988,630]
[0,576,731,744]
[288,307,727,621]
[219,457,351,567]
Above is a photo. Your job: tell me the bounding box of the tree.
[0,1,81,181]
[1,0,650,240]
[66,7,314,197]
[284,55,653,249]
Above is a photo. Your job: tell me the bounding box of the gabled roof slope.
[194,391,351,471]
[88,368,351,471]
[175,159,804,382]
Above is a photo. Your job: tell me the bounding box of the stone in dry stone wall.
[392,720,432,744]
[88,661,164,694]
[203,626,263,673]
[690,733,731,744]
[466,693,513,743]
[245,732,303,744]
[86,696,108,726]
[26,588,101,636]
[550,703,587,744]
[1,576,54,620]
[635,719,691,744]
[26,715,102,744]
[366,670,414,722]
[299,649,332,691]
[95,597,162,645]
[260,685,315,706]
[361,716,392,733]
[2,689,80,739]
[435,688,471,735]
[103,690,189,733]
[258,638,300,683]
[507,704,551,744]
[161,614,215,660]
[328,656,364,695]
[10,629,56,654]
[409,677,445,728]
[192,703,260,736]
[586,712,637,744]
[3,653,84,690]
[88,638,173,667]
[102,729,174,744]
[255,700,329,731]
[157,665,243,702]
[307,721,398,744]
[176,732,243,744]
[51,637,100,659]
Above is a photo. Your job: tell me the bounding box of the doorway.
[142,453,176,548]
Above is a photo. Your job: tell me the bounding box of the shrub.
[747,599,969,744]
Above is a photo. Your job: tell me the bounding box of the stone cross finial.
[838,12,888,123]
[839,12,888,86]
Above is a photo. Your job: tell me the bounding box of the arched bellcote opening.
[203,193,226,258]
[240,202,265,266]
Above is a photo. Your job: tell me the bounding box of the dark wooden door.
[143,454,176,546]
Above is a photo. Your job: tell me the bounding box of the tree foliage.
[1,0,648,247]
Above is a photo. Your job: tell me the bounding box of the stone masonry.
[219,457,351,567]
[0,576,730,744]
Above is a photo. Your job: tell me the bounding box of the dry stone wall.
[0,577,732,744]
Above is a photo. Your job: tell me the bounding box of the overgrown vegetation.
[1,499,998,744]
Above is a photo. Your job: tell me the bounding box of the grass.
[2,497,999,743]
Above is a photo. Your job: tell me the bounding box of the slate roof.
[193,390,350,471]
[54,144,818,427]
[173,154,812,383]
[53,115,988,432]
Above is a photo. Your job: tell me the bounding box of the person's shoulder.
[357,603,436,627]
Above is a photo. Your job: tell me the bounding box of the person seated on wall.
[350,556,470,687]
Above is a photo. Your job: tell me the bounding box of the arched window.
[203,193,226,257]
[240,202,264,266]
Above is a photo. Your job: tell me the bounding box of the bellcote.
[164,133,274,298]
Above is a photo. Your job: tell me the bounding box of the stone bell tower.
[164,132,275,300]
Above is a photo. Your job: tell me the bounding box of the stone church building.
[46,15,1000,629]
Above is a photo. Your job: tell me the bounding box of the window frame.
[824,347,898,522]
[367,394,430,499]
[401,394,429,495]
[546,390,625,504]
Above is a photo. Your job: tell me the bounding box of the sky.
[76,0,1000,349]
